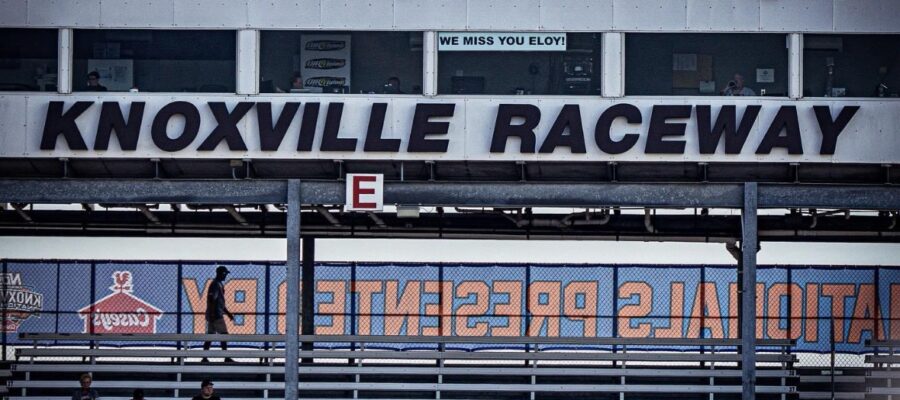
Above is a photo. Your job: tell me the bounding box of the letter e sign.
[345,174,384,212]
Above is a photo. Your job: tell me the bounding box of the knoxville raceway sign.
[1,96,897,164]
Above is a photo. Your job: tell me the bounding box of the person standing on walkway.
[202,266,234,362]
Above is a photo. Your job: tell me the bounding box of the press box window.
[626,33,788,97]
[437,32,600,95]
[260,31,423,94]
[0,29,58,92]
[804,35,900,98]
[73,30,236,93]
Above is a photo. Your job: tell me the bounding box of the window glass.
[0,28,58,92]
[626,33,788,97]
[803,34,900,98]
[437,33,600,95]
[73,30,236,93]
[260,31,423,94]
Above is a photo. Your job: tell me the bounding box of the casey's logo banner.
[5,95,893,164]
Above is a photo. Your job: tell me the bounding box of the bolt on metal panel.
[394,0,467,30]
[246,0,322,29]
[174,0,248,28]
[539,0,612,31]
[27,0,102,27]
[321,0,394,29]
[834,0,900,33]
[100,0,175,28]
[613,0,687,31]
[0,0,28,26]
[759,0,833,32]
[466,0,541,30]
[685,0,760,32]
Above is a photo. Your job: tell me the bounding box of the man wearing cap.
[191,379,221,400]
[202,266,235,362]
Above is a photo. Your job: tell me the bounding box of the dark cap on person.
[132,388,144,399]
[201,378,214,388]
[215,266,230,275]
[88,71,100,79]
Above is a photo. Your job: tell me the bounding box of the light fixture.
[396,205,420,218]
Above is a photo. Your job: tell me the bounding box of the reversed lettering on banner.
[78,271,163,334]
[7,263,898,354]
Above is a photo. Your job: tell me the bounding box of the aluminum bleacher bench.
[866,340,900,399]
[10,333,797,399]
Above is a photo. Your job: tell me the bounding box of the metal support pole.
[285,180,301,400]
[741,182,758,400]
[423,31,437,96]
[301,236,315,363]
[58,29,72,94]
[788,33,803,99]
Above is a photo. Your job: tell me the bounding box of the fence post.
[2,260,6,362]
[285,179,302,400]
[830,317,836,399]
[55,262,60,346]
[740,182,758,400]
[612,265,619,368]
[264,262,271,338]
[176,262,183,349]
[525,263,532,366]
[349,261,357,365]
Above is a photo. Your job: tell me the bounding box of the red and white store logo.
[78,271,163,333]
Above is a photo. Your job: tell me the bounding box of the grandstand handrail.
[16,348,796,362]
[11,363,796,377]
[5,380,795,394]
[18,333,794,347]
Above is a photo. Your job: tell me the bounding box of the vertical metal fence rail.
[437,262,445,400]
[2,260,7,363]
[613,265,623,400]
[740,182,758,400]
[54,262,60,348]
[263,262,271,399]
[350,261,357,366]
[785,266,793,400]
[526,264,535,400]
[524,263,532,368]
[175,262,183,399]
[831,317,837,400]
[89,262,96,367]
[176,262,183,349]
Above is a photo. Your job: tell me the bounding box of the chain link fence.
[2,260,895,367]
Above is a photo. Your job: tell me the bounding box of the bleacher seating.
[8,333,797,399]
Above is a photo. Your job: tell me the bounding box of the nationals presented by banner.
[2,261,895,354]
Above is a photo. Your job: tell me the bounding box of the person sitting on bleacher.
[192,378,221,400]
[71,373,99,400]
[130,388,144,400]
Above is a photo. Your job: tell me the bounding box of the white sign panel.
[438,32,566,51]
[345,174,384,212]
[299,34,351,93]
[2,95,899,165]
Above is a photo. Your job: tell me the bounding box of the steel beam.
[0,180,287,204]
[2,179,899,210]
[284,180,301,400]
[741,182,758,400]
[301,236,315,362]
[759,185,900,210]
